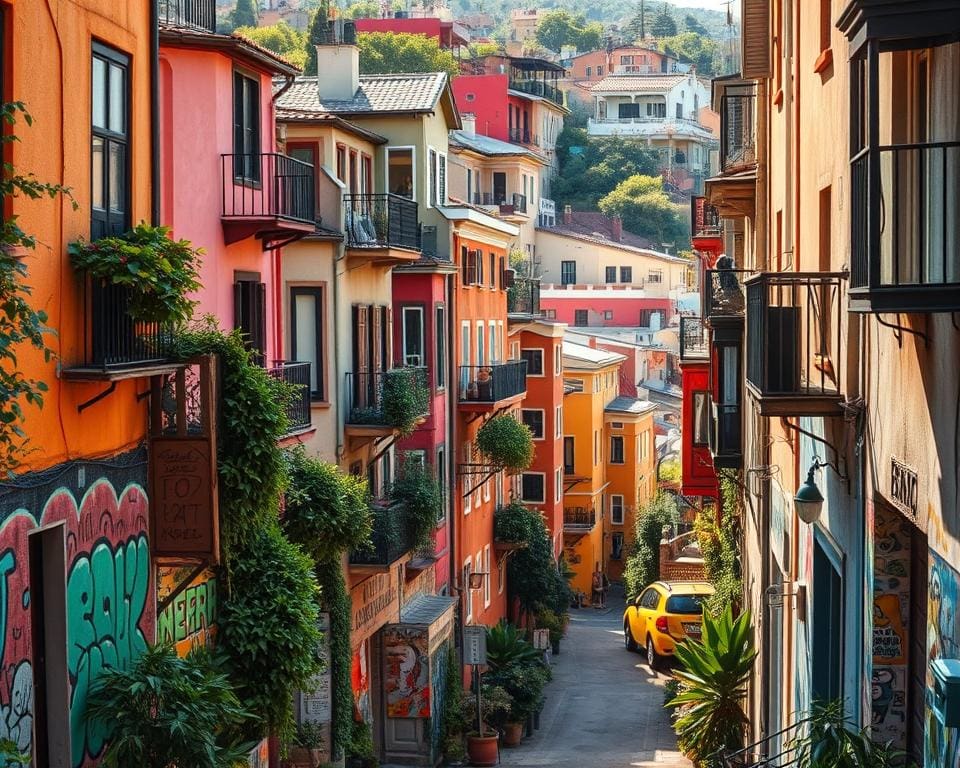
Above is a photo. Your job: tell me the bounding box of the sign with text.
[890,457,919,522]
[351,571,400,647]
[463,625,487,666]
[299,613,332,725]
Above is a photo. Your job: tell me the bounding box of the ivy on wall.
[696,471,743,615]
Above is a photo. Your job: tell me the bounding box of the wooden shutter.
[384,306,393,369]
[489,253,496,288]
[353,305,369,407]
[741,0,771,79]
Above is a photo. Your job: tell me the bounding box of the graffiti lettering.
[157,575,218,656]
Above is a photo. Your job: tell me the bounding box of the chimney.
[461,113,477,135]
[588,337,598,349]
[563,204,573,225]
[611,214,623,242]
[315,43,360,102]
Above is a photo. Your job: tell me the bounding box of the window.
[640,309,666,327]
[435,306,446,388]
[618,103,641,119]
[648,270,663,283]
[646,102,666,117]
[555,406,562,438]
[610,435,625,464]
[290,287,325,400]
[812,535,843,703]
[476,321,485,366]
[388,147,414,198]
[597,65,603,76]
[666,595,706,614]
[520,348,543,376]
[605,266,617,283]
[428,148,437,206]
[555,468,562,502]
[611,532,624,560]
[521,473,545,503]
[483,545,491,607]
[463,558,473,621]
[639,587,660,609]
[234,275,267,365]
[585,66,592,76]
[620,266,633,283]
[621,55,633,64]
[545,309,557,320]
[676,102,683,119]
[436,445,446,516]
[91,44,130,238]
[336,145,346,182]
[561,261,577,285]
[466,168,473,202]
[437,153,447,205]
[603,310,614,321]
[574,310,588,327]
[489,252,496,288]
[401,306,425,367]
[563,437,575,474]
[555,346,562,375]
[477,249,485,285]
[611,495,624,525]
[521,409,545,439]
[232,71,261,183]
[693,392,710,446]
[460,322,471,393]
[564,378,583,393]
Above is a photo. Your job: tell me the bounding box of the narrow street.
[499,588,691,768]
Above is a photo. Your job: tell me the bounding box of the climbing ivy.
[623,493,680,601]
[314,561,354,761]
[696,471,743,615]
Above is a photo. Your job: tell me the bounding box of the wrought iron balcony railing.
[691,195,721,238]
[500,193,527,215]
[704,269,751,321]
[268,361,312,434]
[345,367,429,428]
[158,0,216,31]
[563,507,596,530]
[509,79,564,106]
[82,280,173,370]
[458,360,528,404]
[343,193,420,251]
[720,85,757,172]
[221,152,316,224]
[850,140,960,312]
[348,501,414,566]
[679,316,708,360]
[507,277,541,316]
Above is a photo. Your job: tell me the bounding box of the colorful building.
[354,15,469,52]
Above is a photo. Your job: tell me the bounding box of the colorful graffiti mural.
[384,626,430,718]
[0,452,152,767]
[926,550,960,767]
[157,567,218,657]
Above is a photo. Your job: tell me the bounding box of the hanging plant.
[388,453,442,553]
[381,366,429,437]
[476,414,534,472]
[68,222,202,325]
[494,500,534,544]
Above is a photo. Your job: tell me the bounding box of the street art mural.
[927,550,960,768]
[0,452,152,767]
[384,626,430,718]
[157,567,218,657]
[872,505,911,749]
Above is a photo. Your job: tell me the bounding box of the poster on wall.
[299,613,332,725]
[927,551,960,767]
[352,639,372,725]
[384,626,431,718]
[156,566,218,658]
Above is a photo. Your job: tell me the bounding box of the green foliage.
[461,685,513,734]
[659,32,721,76]
[598,174,690,248]
[484,622,542,671]
[171,322,292,559]
[440,644,466,753]
[389,453,442,552]
[485,662,549,722]
[536,608,567,645]
[229,0,259,30]
[468,41,502,58]
[667,606,757,766]
[382,366,430,436]
[315,561,354,761]
[0,103,75,476]
[684,14,708,35]
[68,223,203,325]
[218,524,323,745]
[85,644,253,768]
[344,0,381,18]
[357,32,460,80]
[534,10,600,53]
[791,700,906,768]
[475,414,534,472]
[623,7,649,43]
[347,720,376,762]
[651,3,677,37]
[623,493,679,601]
[494,500,534,544]
[696,472,743,615]
[303,1,333,75]
[294,721,326,748]
[283,447,373,563]
[0,741,28,768]
[234,21,308,69]
[659,457,681,483]
[505,503,571,621]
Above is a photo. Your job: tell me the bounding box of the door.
[812,534,843,703]
[906,526,928,764]
[493,172,507,204]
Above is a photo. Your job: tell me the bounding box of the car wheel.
[624,621,638,652]
[646,636,662,669]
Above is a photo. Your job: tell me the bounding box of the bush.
[461,685,513,735]
[494,500,534,543]
[485,663,549,723]
[381,366,429,436]
[218,525,322,744]
[623,494,679,601]
[504,504,569,622]
[485,622,542,672]
[389,454,442,552]
[697,471,742,615]
[476,415,534,472]
[315,561,354,761]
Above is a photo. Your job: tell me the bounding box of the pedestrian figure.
[592,569,604,609]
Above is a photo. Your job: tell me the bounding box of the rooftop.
[449,130,545,160]
[605,396,657,416]
[590,74,692,93]
[563,340,626,367]
[159,28,302,76]
[538,212,689,263]
[275,72,449,116]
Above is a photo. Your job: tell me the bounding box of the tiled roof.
[538,212,688,263]
[275,73,448,116]
[605,396,656,415]
[590,74,690,93]
[563,341,626,366]
[448,130,544,160]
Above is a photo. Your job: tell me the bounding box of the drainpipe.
[150,0,160,226]
[272,74,296,104]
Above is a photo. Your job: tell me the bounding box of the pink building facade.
[541,293,673,330]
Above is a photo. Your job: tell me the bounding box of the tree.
[622,493,679,600]
[683,13,707,35]
[228,0,258,30]
[345,0,380,18]
[234,21,307,69]
[303,1,332,76]
[468,41,502,59]
[624,4,649,42]
[650,2,677,38]
[659,31,720,75]
[598,174,689,247]
[357,32,460,79]
[577,21,605,52]
[535,10,584,53]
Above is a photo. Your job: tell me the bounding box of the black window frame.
[401,304,426,368]
[620,266,633,283]
[521,409,545,439]
[563,436,575,474]
[233,69,262,184]
[574,309,588,327]
[520,348,543,375]
[521,473,545,503]
[611,531,624,560]
[234,272,268,366]
[561,260,577,285]
[611,494,624,524]
[693,391,710,447]
[435,304,446,390]
[91,41,131,239]
[289,286,326,401]
[610,435,625,464]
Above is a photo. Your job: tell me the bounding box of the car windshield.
[665,595,706,615]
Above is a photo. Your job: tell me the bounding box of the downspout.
[782,0,794,271]
[272,73,296,104]
[150,0,160,226]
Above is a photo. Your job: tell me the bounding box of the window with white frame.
[611,494,624,525]
[428,148,437,206]
[554,344,562,375]
[402,306,425,367]
[521,473,545,503]
[463,557,473,621]
[555,467,562,502]
[489,324,497,363]
[521,409,545,439]
[476,321,485,366]
[483,545,491,607]
[435,305,446,389]
[555,406,562,438]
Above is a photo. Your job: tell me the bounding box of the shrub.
[485,663,549,723]
[697,471,742,615]
[476,414,534,472]
[485,622,542,672]
[460,685,513,735]
[623,493,679,600]
[791,700,906,768]
[347,719,375,761]
[504,504,567,622]
[381,366,429,436]
[315,561,354,761]
[389,453,442,552]
[494,500,534,543]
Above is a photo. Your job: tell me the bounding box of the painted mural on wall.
[926,550,960,768]
[872,505,911,749]
[157,566,218,657]
[384,626,430,718]
[0,452,152,768]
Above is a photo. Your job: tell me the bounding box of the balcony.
[691,196,721,239]
[348,501,414,568]
[509,128,540,147]
[586,115,710,139]
[471,192,529,217]
[345,367,429,446]
[158,0,215,31]
[509,79,564,106]
[343,193,421,266]
[719,85,756,173]
[507,277,541,318]
[458,360,528,411]
[703,269,751,323]
[268,361,312,436]
[745,272,847,416]
[220,153,316,247]
[849,141,960,313]
[709,395,742,469]
[679,316,708,361]
[563,507,596,533]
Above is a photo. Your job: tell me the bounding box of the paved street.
[499,589,692,768]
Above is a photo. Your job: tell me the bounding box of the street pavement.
[498,588,692,768]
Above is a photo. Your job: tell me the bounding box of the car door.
[628,593,645,640]
[634,587,658,640]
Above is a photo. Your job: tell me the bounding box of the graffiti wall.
[0,451,152,767]
[872,505,911,748]
[926,550,960,767]
[383,626,430,718]
[157,567,217,657]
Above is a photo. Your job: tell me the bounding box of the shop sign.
[890,457,919,521]
[352,572,399,645]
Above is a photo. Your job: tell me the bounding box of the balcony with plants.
[344,366,429,447]
[458,360,528,411]
[506,276,541,318]
[745,272,847,417]
[220,152,317,247]
[343,193,422,266]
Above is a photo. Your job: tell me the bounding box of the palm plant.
[484,621,542,672]
[791,700,906,768]
[666,606,756,766]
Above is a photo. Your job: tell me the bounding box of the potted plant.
[462,685,511,766]
[485,664,547,745]
[475,415,534,473]
[285,722,326,768]
[537,609,567,655]
[346,720,377,768]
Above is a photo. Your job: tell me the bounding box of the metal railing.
[458,360,528,404]
[679,316,708,360]
[719,719,808,767]
[349,501,414,566]
[509,79,564,106]
[563,507,596,530]
[158,0,216,31]
[509,128,539,146]
[343,193,420,251]
[221,153,316,224]
[345,366,429,426]
[851,140,960,297]
[746,272,846,400]
[704,269,751,320]
[500,193,528,215]
[507,277,541,316]
[472,192,495,206]
[720,86,757,172]
[84,280,173,370]
[269,361,312,434]
[691,195,721,237]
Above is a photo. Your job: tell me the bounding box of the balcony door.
[493,172,507,205]
[618,102,640,119]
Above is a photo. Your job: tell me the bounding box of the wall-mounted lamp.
[468,572,487,590]
[794,455,840,524]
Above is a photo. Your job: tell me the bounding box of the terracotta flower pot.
[502,722,524,747]
[466,733,500,766]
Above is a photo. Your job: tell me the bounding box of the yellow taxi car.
[623,581,714,667]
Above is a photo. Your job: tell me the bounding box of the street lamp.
[468,572,486,590]
[794,459,826,524]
